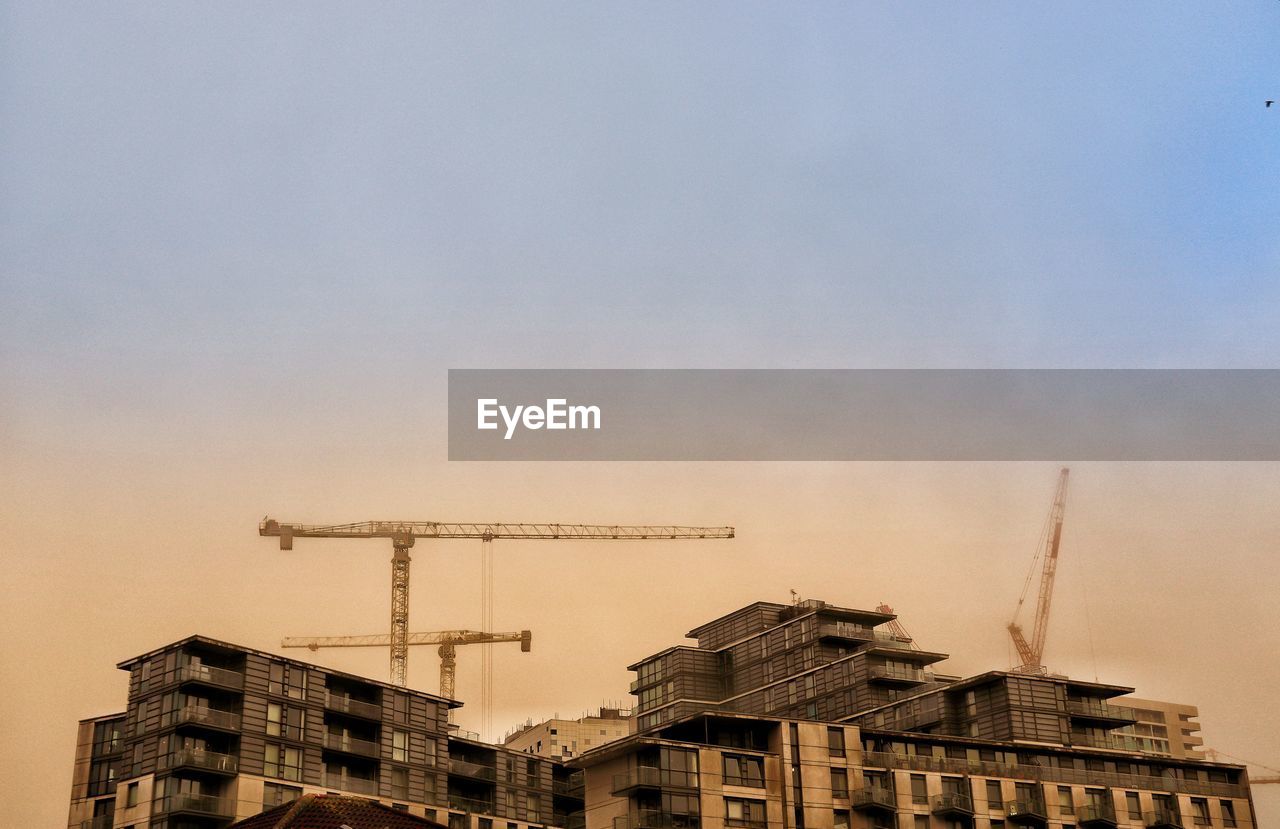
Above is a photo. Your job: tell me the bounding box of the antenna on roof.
[790,589,800,605]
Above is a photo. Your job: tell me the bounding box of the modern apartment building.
[66,635,584,829]
[574,713,1253,829]
[505,708,634,762]
[1111,699,1205,759]
[597,599,1256,829]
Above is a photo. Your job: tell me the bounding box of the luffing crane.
[281,629,531,701]
[259,519,735,688]
[1007,467,1070,675]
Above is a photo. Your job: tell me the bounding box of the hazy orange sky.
[4,3,1280,827]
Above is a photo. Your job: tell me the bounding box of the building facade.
[1111,699,1205,759]
[505,708,634,762]
[66,636,584,829]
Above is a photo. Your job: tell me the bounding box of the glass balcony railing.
[1067,700,1137,721]
[324,692,382,720]
[324,774,379,796]
[931,792,974,816]
[177,663,245,690]
[449,757,498,780]
[160,748,239,774]
[1079,802,1120,826]
[553,772,585,796]
[323,733,380,758]
[850,786,896,812]
[154,793,234,817]
[175,705,241,731]
[867,665,925,684]
[1145,807,1185,829]
[449,795,496,814]
[612,766,663,794]
[1005,797,1049,823]
[818,622,877,641]
[612,810,701,829]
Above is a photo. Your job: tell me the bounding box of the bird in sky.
[1268,100,1275,108]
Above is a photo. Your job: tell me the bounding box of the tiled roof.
[228,794,448,829]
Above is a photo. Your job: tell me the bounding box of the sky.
[2,3,1279,827]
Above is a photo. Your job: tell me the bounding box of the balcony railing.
[858,751,1248,799]
[449,757,498,780]
[612,810,701,829]
[867,666,925,684]
[850,786,896,812]
[325,774,379,796]
[323,733,380,758]
[177,663,245,690]
[449,795,496,814]
[931,792,974,817]
[160,748,239,774]
[1079,802,1120,827]
[554,772,586,796]
[154,793,234,817]
[612,766,663,794]
[175,705,241,731]
[1067,700,1137,721]
[1145,807,1185,829]
[818,622,877,641]
[324,692,382,720]
[1005,798,1049,824]
[556,811,586,829]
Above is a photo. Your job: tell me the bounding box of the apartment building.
[1111,699,1205,759]
[505,709,634,761]
[574,713,1254,829]
[66,635,584,829]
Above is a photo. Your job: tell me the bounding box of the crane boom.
[260,517,734,689]
[1007,467,1069,675]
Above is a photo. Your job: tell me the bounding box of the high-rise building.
[65,635,584,829]
[504,709,634,761]
[590,599,1257,829]
[1111,698,1205,759]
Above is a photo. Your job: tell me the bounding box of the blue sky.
[3,4,1280,825]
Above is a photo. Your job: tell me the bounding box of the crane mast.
[1007,467,1069,675]
[260,518,734,689]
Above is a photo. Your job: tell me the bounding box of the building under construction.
[66,599,1258,829]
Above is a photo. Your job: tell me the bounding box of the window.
[661,747,698,788]
[480,819,493,829]
[1126,793,1142,820]
[913,816,929,829]
[394,693,410,723]
[827,727,845,757]
[1191,798,1210,827]
[392,766,409,799]
[723,754,764,787]
[831,768,849,799]
[1058,786,1074,816]
[449,814,467,829]
[268,663,306,699]
[986,780,1003,810]
[264,744,302,781]
[1221,800,1237,828]
[833,810,850,829]
[263,782,302,807]
[910,774,928,806]
[125,782,139,807]
[393,804,409,811]
[725,798,766,827]
[393,729,409,762]
[87,760,118,797]
[267,703,305,739]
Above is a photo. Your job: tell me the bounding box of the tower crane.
[281,629,531,701]
[875,603,916,646]
[1007,467,1070,675]
[259,519,735,688]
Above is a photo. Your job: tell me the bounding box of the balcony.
[554,772,585,797]
[556,811,586,829]
[1067,700,1137,724]
[612,766,663,794]
[325,774,379,796]
[1005,798,1049,825]
[178,663,245,691]
[81,817,114,829]
[449,795,496,814]
[324,692,382,720]
[818,622,876,642]
[931,792,974,819]
[850,786,896,814]
[868,665,925,685]
[324,732,381,759]
[161,748,239,775]
[449,757,498,781]
[175,705,241,732]
[154,793,235,818]
[1145,808,1185,829]
[612,810,701,829]
[1079,803,1120,828]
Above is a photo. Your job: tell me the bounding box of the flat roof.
[116,634,462,707]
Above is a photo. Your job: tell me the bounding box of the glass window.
[264,743,302,781]
[1058,786,1074,816]
[393,729,409,762]
[831,768,849,798]
[827,727,845,756]
[1221,800,1237,828]
[910,774,928,805]
[987,780,1003,810]
[1126,793,1142,820]
[392,766,410,799]
[264,782,302,807]
[722,754,764,787]
[1191,798,1210,827]
[725,798,766,827]
[125,782,139,807]
[833,810,849,829]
